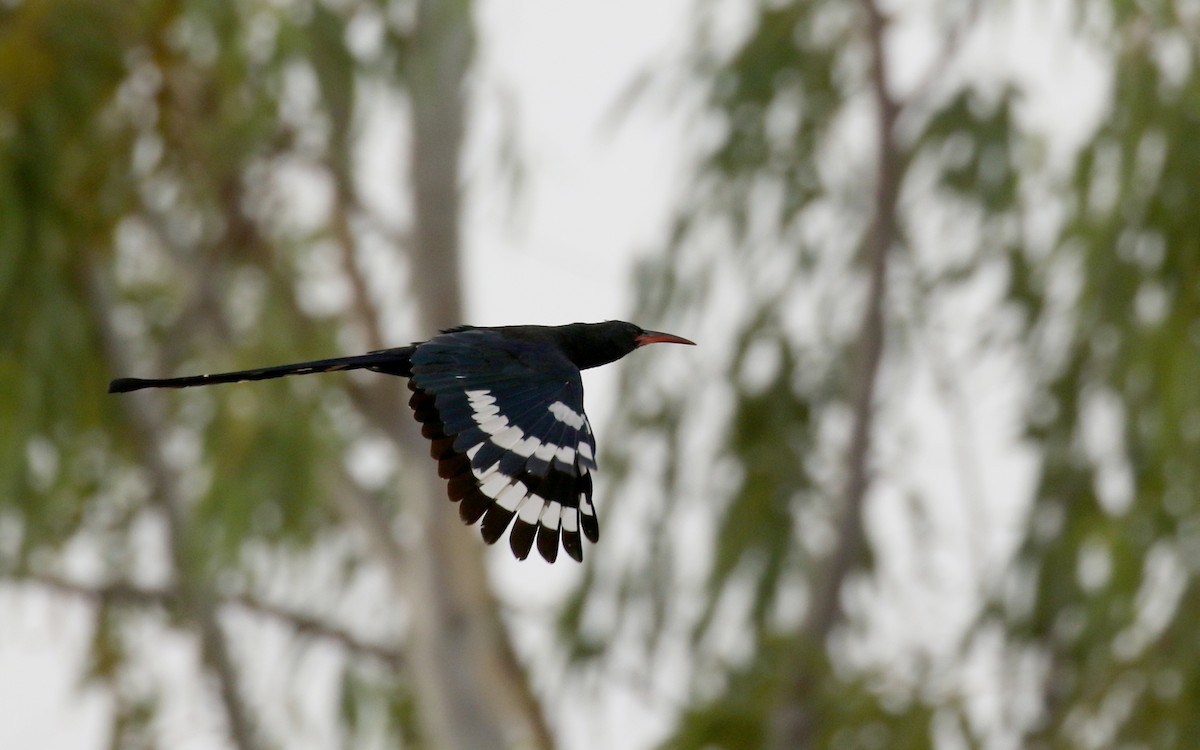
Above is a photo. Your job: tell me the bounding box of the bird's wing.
[408,329,600,563]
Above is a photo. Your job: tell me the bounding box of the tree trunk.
[768,0,901,745]
[402,1,554,747]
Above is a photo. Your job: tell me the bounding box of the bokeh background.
[3,0,1199,748]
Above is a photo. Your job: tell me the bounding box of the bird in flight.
[109,321,694,563]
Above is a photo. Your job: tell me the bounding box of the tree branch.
[86,265,261,750]
[806,0,900,641]
[329,175,389,353]
[902,0,986,118]
[771,0,903,745]
[27,573,405,667]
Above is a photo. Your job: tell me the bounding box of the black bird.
[109,321,694,563]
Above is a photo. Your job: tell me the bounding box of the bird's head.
[557,321,695,370]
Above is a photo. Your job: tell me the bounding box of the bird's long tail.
[108,347,415,393]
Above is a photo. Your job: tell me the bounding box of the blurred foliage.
[0,0,141,548]
[1005,7,1200,747]
[565,0,1200,748]
[7,0,1200,747]
[0,0,423,745]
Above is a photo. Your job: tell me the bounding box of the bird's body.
[109,321,694,562]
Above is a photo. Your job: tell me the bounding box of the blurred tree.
[1005,4,1200,747]
[8,0,1200,748]
[0,1,547,748]
[563,0,1200,748]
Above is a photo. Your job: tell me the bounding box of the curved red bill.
[635,329,696,347]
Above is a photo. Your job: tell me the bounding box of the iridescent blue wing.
[408,329,599,562]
